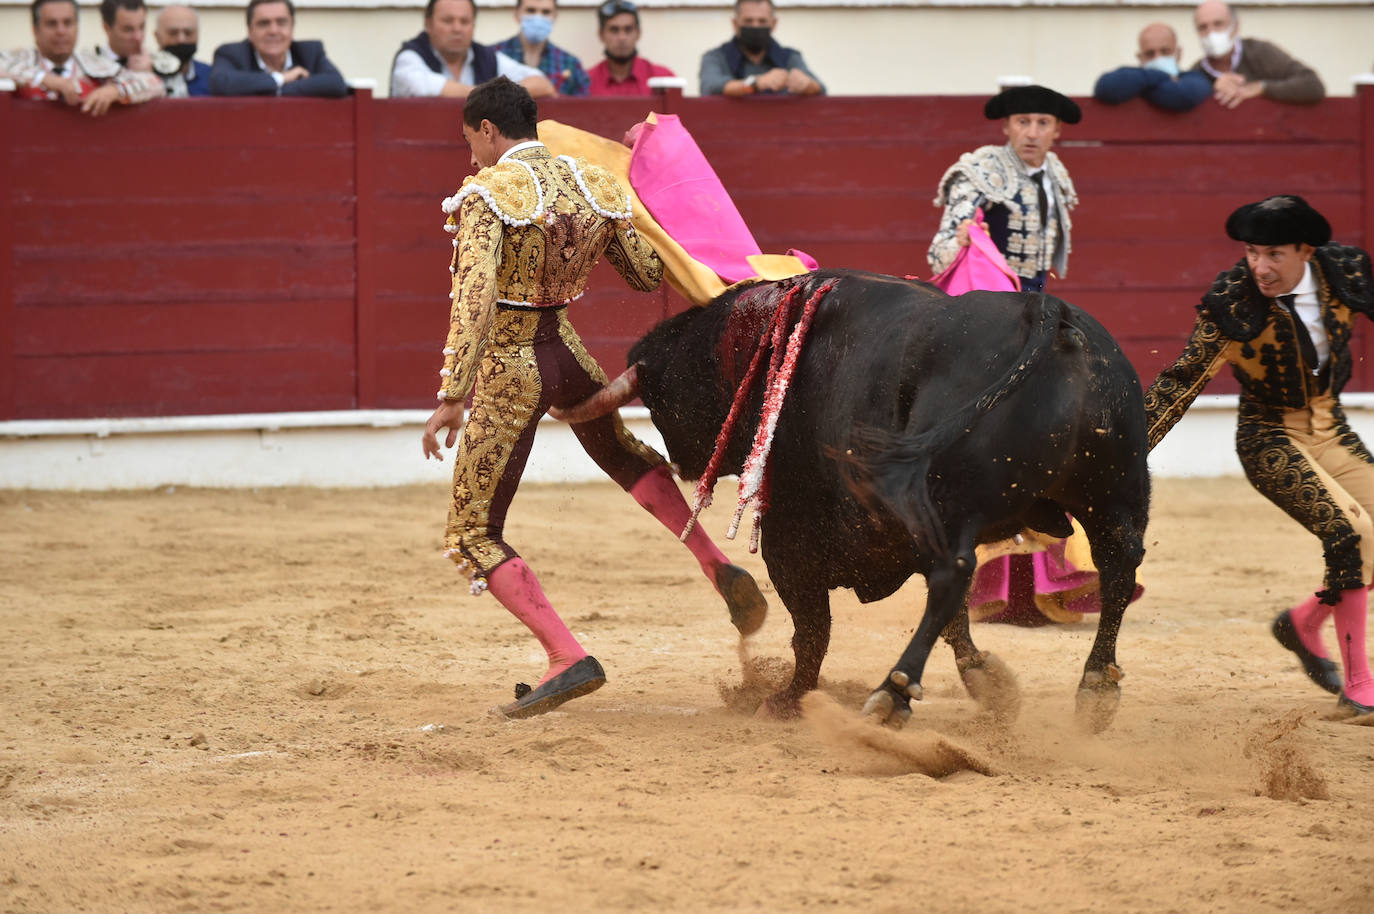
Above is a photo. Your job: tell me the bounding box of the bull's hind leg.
[943,607,1022,723]
[864,547,976,728]
[761,575,831,720]
[1074,513,1146,733]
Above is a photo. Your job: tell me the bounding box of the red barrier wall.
[3,89,1371,420]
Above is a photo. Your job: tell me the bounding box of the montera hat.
[983,85,1082,124]
[1225,195,1332,247]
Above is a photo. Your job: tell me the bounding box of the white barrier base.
[6,395,1374,489]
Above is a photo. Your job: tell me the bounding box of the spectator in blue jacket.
[209,0,346,97]
[1093,23,1210,111]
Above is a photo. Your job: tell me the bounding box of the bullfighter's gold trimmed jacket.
[437,143,663,401]
[1144,243,1374,449]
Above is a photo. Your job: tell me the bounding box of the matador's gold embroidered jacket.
[1143,244,1374,449]
[436,144,663,401]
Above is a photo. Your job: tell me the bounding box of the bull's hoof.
[716,564,768,637]
[958,651,1022,724]
[861,671,922,729]
[1074,664,1124,734]
[759,692,802,720]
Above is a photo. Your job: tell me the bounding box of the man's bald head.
[155,4,198,47]
[1136,22,1178,65]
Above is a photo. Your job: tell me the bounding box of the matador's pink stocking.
[486,558,586,685]
[630,465,730,582]
[1333,586,1374,705]
[1288,592,1335,657]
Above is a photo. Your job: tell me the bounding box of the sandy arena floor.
[2,476,1373,913]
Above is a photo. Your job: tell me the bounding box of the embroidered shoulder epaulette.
[933,145,1078,211]
[440,159,545,229]
[934,145,1015,207]
[1199,260,1269,342]
[557,155,633,220]
[77,49,121,79]
[1316,243,1373,316]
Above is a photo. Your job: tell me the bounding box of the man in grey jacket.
[1191,0,1323,107]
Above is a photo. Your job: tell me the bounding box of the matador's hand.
[422,399,466,460]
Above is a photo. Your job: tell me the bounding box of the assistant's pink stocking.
[629,466,729,585]
[1332,586,1374,705]
[1288,592,1335,658]
[486,558,586,685]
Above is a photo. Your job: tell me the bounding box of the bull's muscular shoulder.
[440,161,544,228]
[556,155,633,220]
[1316,243,1374,316]
[1198,259,1268,341]
[934,144,1020,206]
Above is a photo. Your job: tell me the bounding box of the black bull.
[562,269,1150,731]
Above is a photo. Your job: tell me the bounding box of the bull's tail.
[842,294,1064,559]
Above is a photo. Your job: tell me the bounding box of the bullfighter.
[420,76,766,719]
[1145,195,1374,715]
[928,84,1080,296]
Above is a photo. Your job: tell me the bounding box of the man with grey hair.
[152,4,209,96]
[1191,0,1323,107]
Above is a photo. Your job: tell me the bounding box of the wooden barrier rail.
[2,88,1371,420]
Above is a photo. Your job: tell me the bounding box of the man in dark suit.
[209,0,346,97]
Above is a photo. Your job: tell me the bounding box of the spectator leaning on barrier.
[0,0,164,115]
[152,5,209,97]
[699,0,823,97]
[1093,23,1211,111]
[1191,1,1324,107]
[390,0,553,99]
[95,0,149,71]
[928,85,1079,295]
[587,0,675,97]
[210,0,347,97]
[494,0,588,96]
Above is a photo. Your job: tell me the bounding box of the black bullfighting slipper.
[1337,690,1374,716]
[716,564,767,636]
[1272,610,1343,695]
[500,656,606,720]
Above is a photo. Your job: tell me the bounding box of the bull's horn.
[548,364,640,423]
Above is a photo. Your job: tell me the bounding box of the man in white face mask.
[494,0,589,95]
[1093,22,1210,110]
[1191,0,1324,107]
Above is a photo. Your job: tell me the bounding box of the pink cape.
[930,217,1142,623]
[929,211,1021,295]
[628,114,818,283]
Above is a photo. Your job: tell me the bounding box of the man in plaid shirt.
[494,0,588,96]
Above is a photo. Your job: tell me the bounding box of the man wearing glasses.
[587,0,675,97]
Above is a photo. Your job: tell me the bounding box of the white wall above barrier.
[9,395,1374,490]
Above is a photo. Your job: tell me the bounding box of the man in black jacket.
[1145,196,1374,715]
[210,0,345,97]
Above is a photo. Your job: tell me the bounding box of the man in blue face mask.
[495,0,588,96]
[1092,22,1211,111]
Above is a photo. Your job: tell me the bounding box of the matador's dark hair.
[463,76,539,141]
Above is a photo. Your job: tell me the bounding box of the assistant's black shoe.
[716,564,767,636]
[1337,690,1374,715]
[500,656,606,719]
[1272,610,1342,695]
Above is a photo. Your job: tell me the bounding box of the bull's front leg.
[761,576,831,720]
[864,550,976,728]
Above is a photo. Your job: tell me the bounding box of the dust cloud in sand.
[3,477,1374,913]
